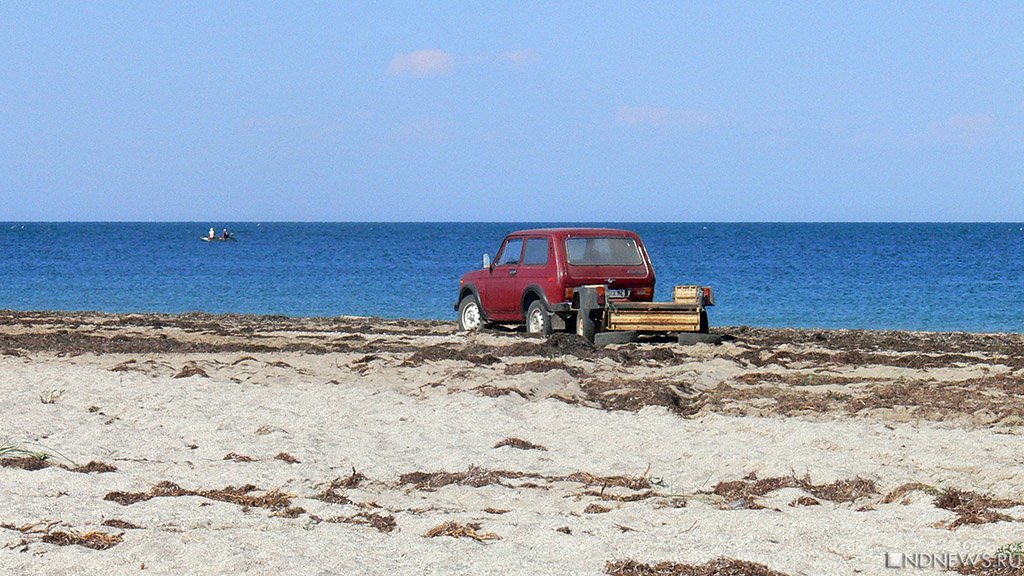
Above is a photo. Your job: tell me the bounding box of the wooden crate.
[606,308,702,332]
[673,285,701,306]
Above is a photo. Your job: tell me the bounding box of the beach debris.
[224,452,256,463]
[934,488,1021,529]
[314,470,366,505]
[606,558,793,576]
[71,461,117,473]
[0,455,50,471]
[254,425,288,436]
[274,452,300,464]
[401,344,501,367]
[504,359,583,378]
[584,503,611,514]
[173,362,208,379]
[328,512,397,533]
[335,468,367,489]
[881,482,939,504]
[101,519,141,530]
[104,481,292,511]
[483,508,509,515]
[271,506,307,518]
[556,526,572,534]
[582,489,659,502]
[398,465,654,494]
[1,523,123,550]
[109,359,138,372]
[473,385,526,398]
[423,521,500,542]
[493,437,547,451]
[710,473,877,509]
[1,449,115,474]
[43,529,123,550]
[789,496,820,507]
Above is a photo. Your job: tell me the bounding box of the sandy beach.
[2,310,1023,575]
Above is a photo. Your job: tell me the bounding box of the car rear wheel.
[458,295,483,331]
[525,300,552,335]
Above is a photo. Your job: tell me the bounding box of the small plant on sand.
[39,389,64,404]
[0,443,51,461]
[996,542,1024,558]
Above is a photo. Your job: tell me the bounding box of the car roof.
[507,227,638,239]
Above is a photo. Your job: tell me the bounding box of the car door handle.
[509,269,517,276]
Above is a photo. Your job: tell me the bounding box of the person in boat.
[208,227,215,239]
[221,229,230,240]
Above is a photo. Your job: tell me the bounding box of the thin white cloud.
[388,49,453,77]
[503,49,538,66]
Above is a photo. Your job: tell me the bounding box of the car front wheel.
[458,295,484,331]
[525,300,552,335]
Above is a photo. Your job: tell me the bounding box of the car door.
[515,236,556,314]
[479,237,523,319]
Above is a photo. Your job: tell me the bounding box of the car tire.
[458,294,484,331]
[525,300,552,335]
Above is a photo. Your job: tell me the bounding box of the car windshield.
[565,237,643,266]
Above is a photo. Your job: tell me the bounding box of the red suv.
[455,228,656,334]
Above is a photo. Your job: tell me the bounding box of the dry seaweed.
[711,473,876,507]
[584,503,611,514]
[224,452,256,463]
[275,452,300,464]
[41,529,123,550]
[104,481,292,511]
[881,482,939,504]
[934,488,1021,529]
[789,496,820,507]
[606,558,793,576]
[71,461,117,473]
[173,362,208,379]
[329,512,397,533]
[398,466,653,493]
[423,521,499,542]
[0,456,51,471]
[504,360,583,378]
[494,437,547,451]
[101,519,141,530]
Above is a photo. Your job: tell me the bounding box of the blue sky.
[2,2,1022,221]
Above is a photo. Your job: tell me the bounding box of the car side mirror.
[482,253,491,269]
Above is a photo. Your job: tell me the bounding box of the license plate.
[607,289,629,299]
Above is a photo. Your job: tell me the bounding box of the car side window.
[496,238,523,266]
[521,238,550,266]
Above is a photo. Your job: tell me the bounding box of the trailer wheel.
[699,310,709,334]
[525,300,552,335]
[576,309,596,343]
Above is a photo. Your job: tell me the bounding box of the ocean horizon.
[3,221,1023,332]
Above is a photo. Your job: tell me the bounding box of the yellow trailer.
[575,285,716,346]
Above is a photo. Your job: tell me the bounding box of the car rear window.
[522,238,550,266]
[565,237,643,266]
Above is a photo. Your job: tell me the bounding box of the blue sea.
[1,223,1022,332]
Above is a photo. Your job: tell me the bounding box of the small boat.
[201,235,237,242]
